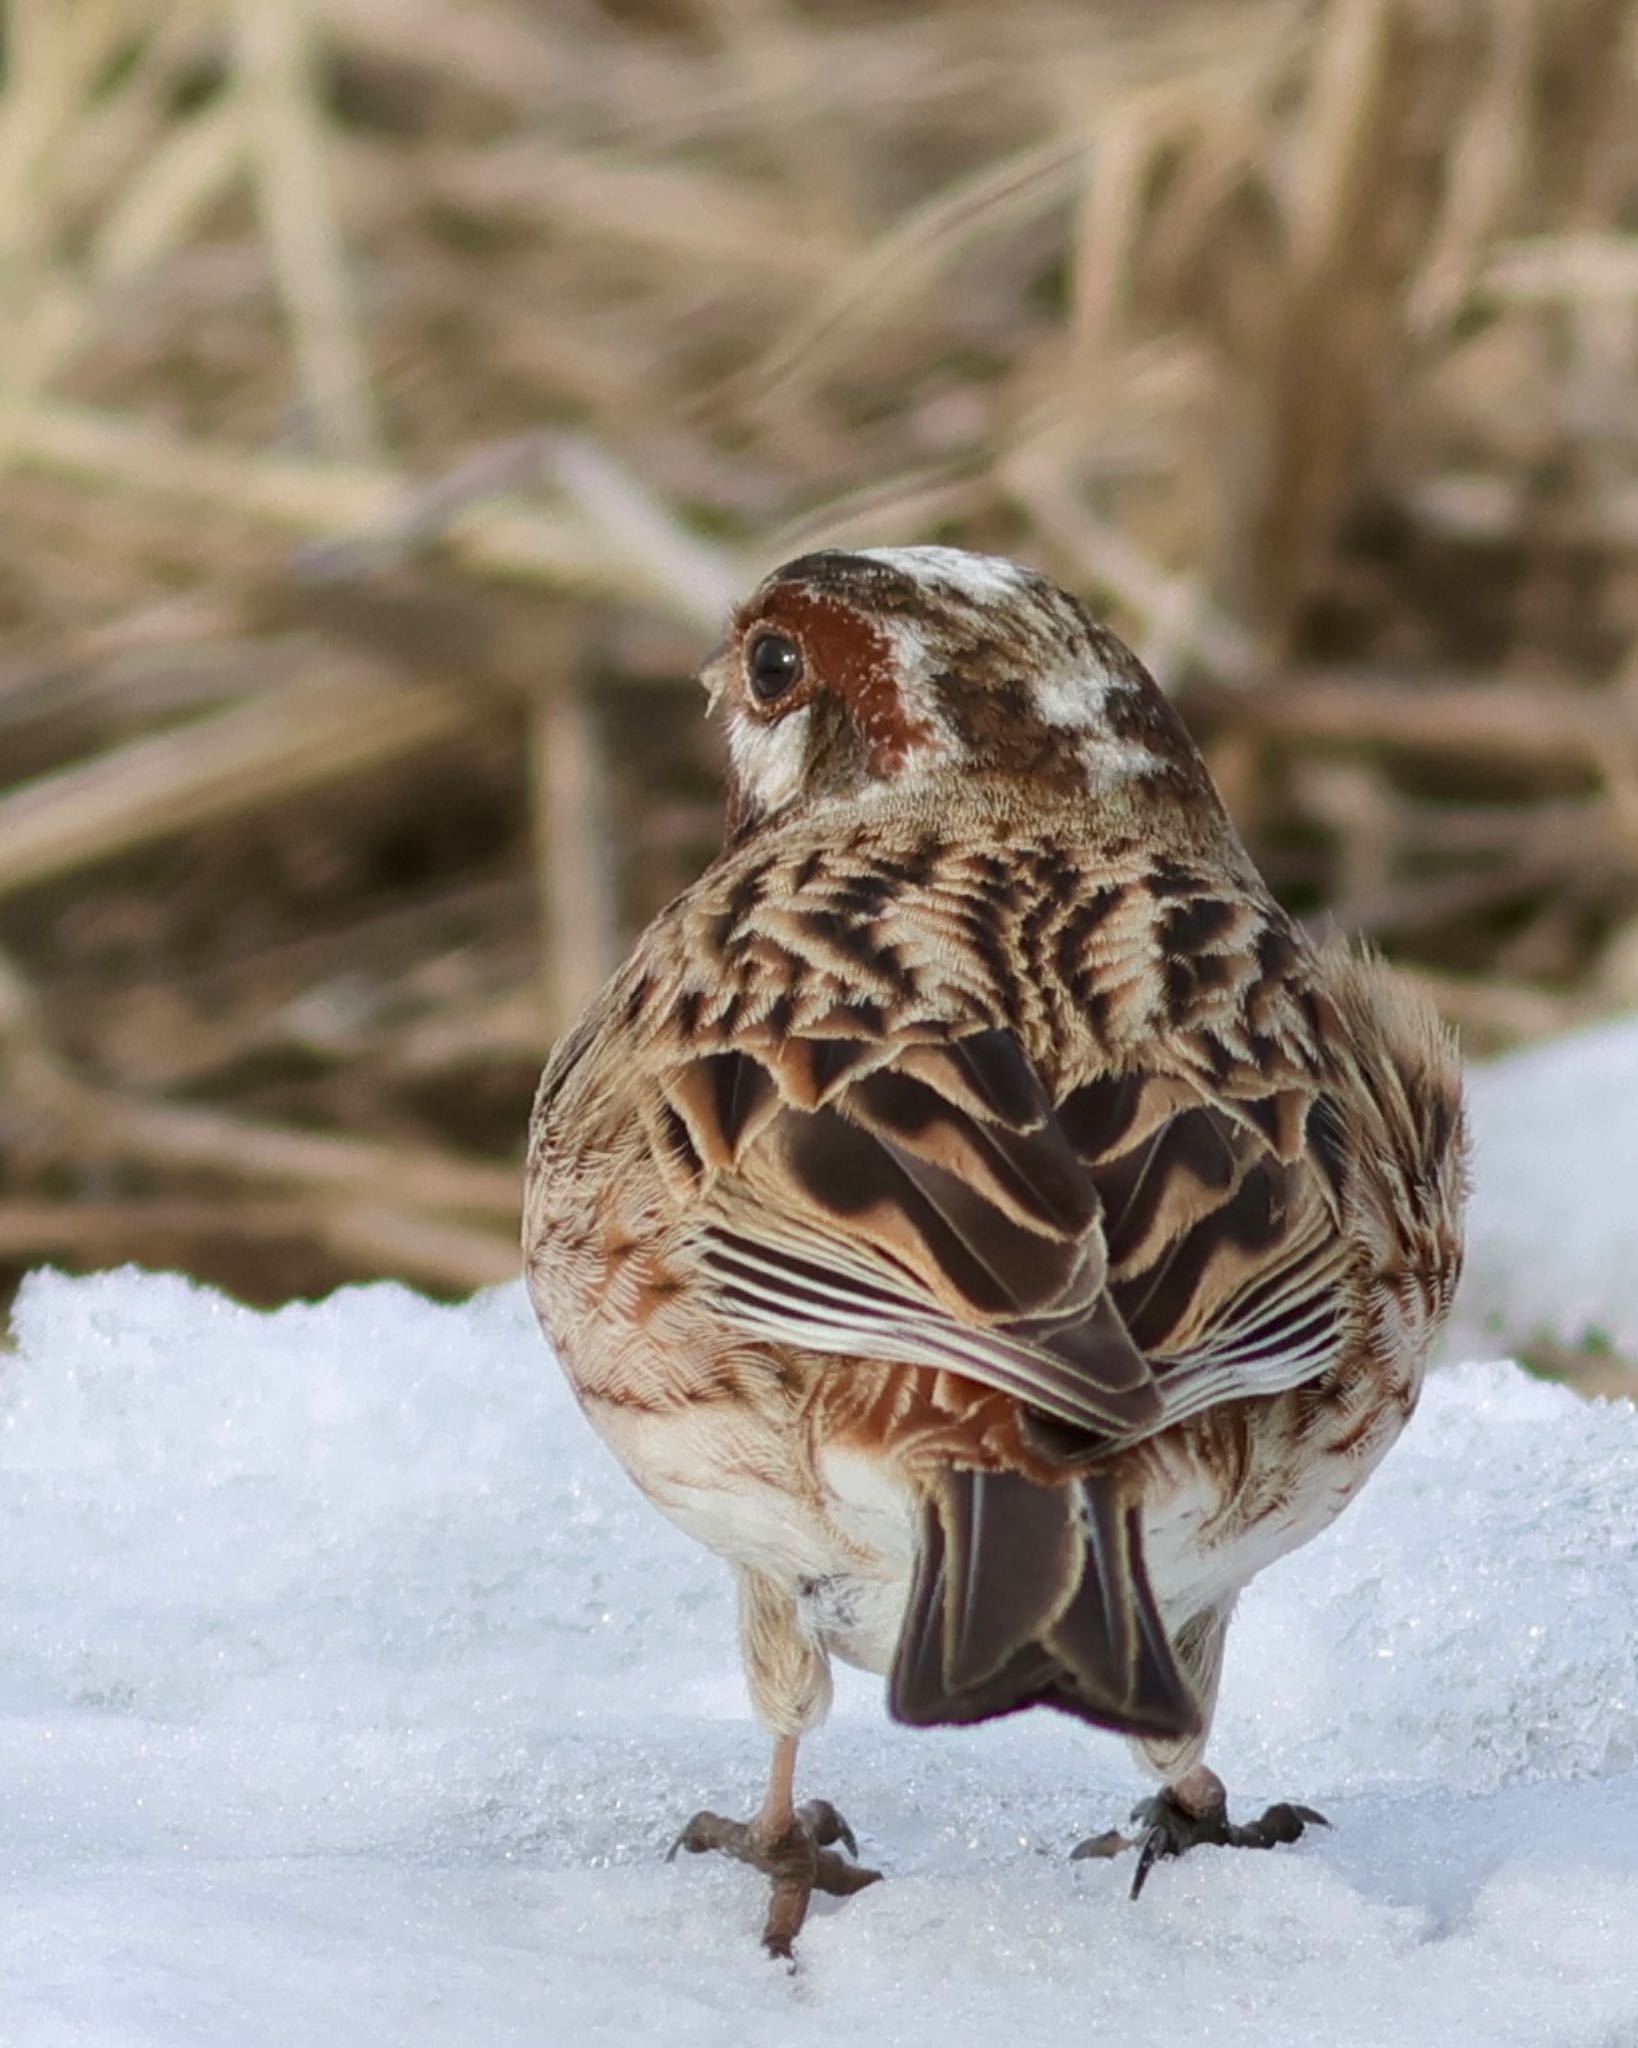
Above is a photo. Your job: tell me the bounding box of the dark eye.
[746,631,803,704]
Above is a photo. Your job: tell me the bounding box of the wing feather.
[670,1013,1351,1454]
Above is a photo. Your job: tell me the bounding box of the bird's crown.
[701,546,1210,836]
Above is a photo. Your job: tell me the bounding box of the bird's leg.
[1072,1762,1329,1898]
[1069,1606,1324,1895]
[667,1735,881,1956]
[666,1571,879,1956]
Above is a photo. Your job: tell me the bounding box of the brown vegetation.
[3,0,1637,1310]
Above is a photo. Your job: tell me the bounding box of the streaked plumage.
[524,546,1468,1953]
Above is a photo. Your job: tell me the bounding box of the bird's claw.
[665,1799,880,1957]
[1073,1784,1329,1898]
[1068,1827,1129,1862]
[799,1797,859,1859]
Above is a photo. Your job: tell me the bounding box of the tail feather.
[941,1458,1079,1688]
[889,1466,1199,1742]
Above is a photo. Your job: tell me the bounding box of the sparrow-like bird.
[523,546,1467,1955]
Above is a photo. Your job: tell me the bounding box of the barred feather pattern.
[524,547,1468,1767]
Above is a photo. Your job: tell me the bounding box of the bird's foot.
[666,1798,881,1957]
[1071,1765,1328,1899]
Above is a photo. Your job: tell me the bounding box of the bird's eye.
[746,631,804,704]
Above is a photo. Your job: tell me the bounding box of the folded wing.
[659,1017,1349,1739]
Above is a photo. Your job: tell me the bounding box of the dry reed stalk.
[2,945,525,1221]
[0,637,291,747]
[0,1198,516,1292]
[0,40,247,430]
[304,433,746,630]
[319,1206,519,1292]
[86,91,250,300]
[231,0,380,460]
[0,4,141,254]
[730,134,1091,419]
[0,663,473,901]
[51,7,215,210]
[426,142,853,289]
[0,1196,320,1257]
[4,0,1638,1311]
[705,0,873,242]
[1065,96,1164,370]
[326,0,558,110]
[1396,968,1593,1050]
[1405,0,1536,333]
[529,660,620,1046]
[1235,674,1636,775]
[0,2,148,418]
[1004,456,1259,685]
[5,402,714,608]
[763,463,990,561]
[65,1083,520,1221]
[1218,0,1421,650]
[550,436,748,626]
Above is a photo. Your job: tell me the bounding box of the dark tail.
[888,1465,1199,1741]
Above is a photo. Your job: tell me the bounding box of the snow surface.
[4,1020,1638,2047]
[1451,1016,1638,1366]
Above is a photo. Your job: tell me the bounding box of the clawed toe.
[1072,1778,1329,1899]
[665,1808,736,1863]
[1230,1800,1329,1850]
[666,1799,880,1957]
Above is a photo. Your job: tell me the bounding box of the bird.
[522,544,1468,1957]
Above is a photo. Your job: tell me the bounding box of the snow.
[5,1023,1638,2046]
[1450,1015,1638,1366]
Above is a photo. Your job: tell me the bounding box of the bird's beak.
[697,638,731,712]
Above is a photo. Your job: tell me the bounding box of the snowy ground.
[1451,1015,1638,1370]
[4,1026,1637,2047]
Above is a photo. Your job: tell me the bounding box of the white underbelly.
[593,1401,918,1674]
[594,1388,1393,1681]
[1141,1441,1379,1624]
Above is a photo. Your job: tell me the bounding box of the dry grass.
[3,0,1638,1308]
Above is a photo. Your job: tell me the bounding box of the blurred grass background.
[2,0,1637,1316]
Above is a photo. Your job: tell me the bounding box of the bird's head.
[699,546,1213,838]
